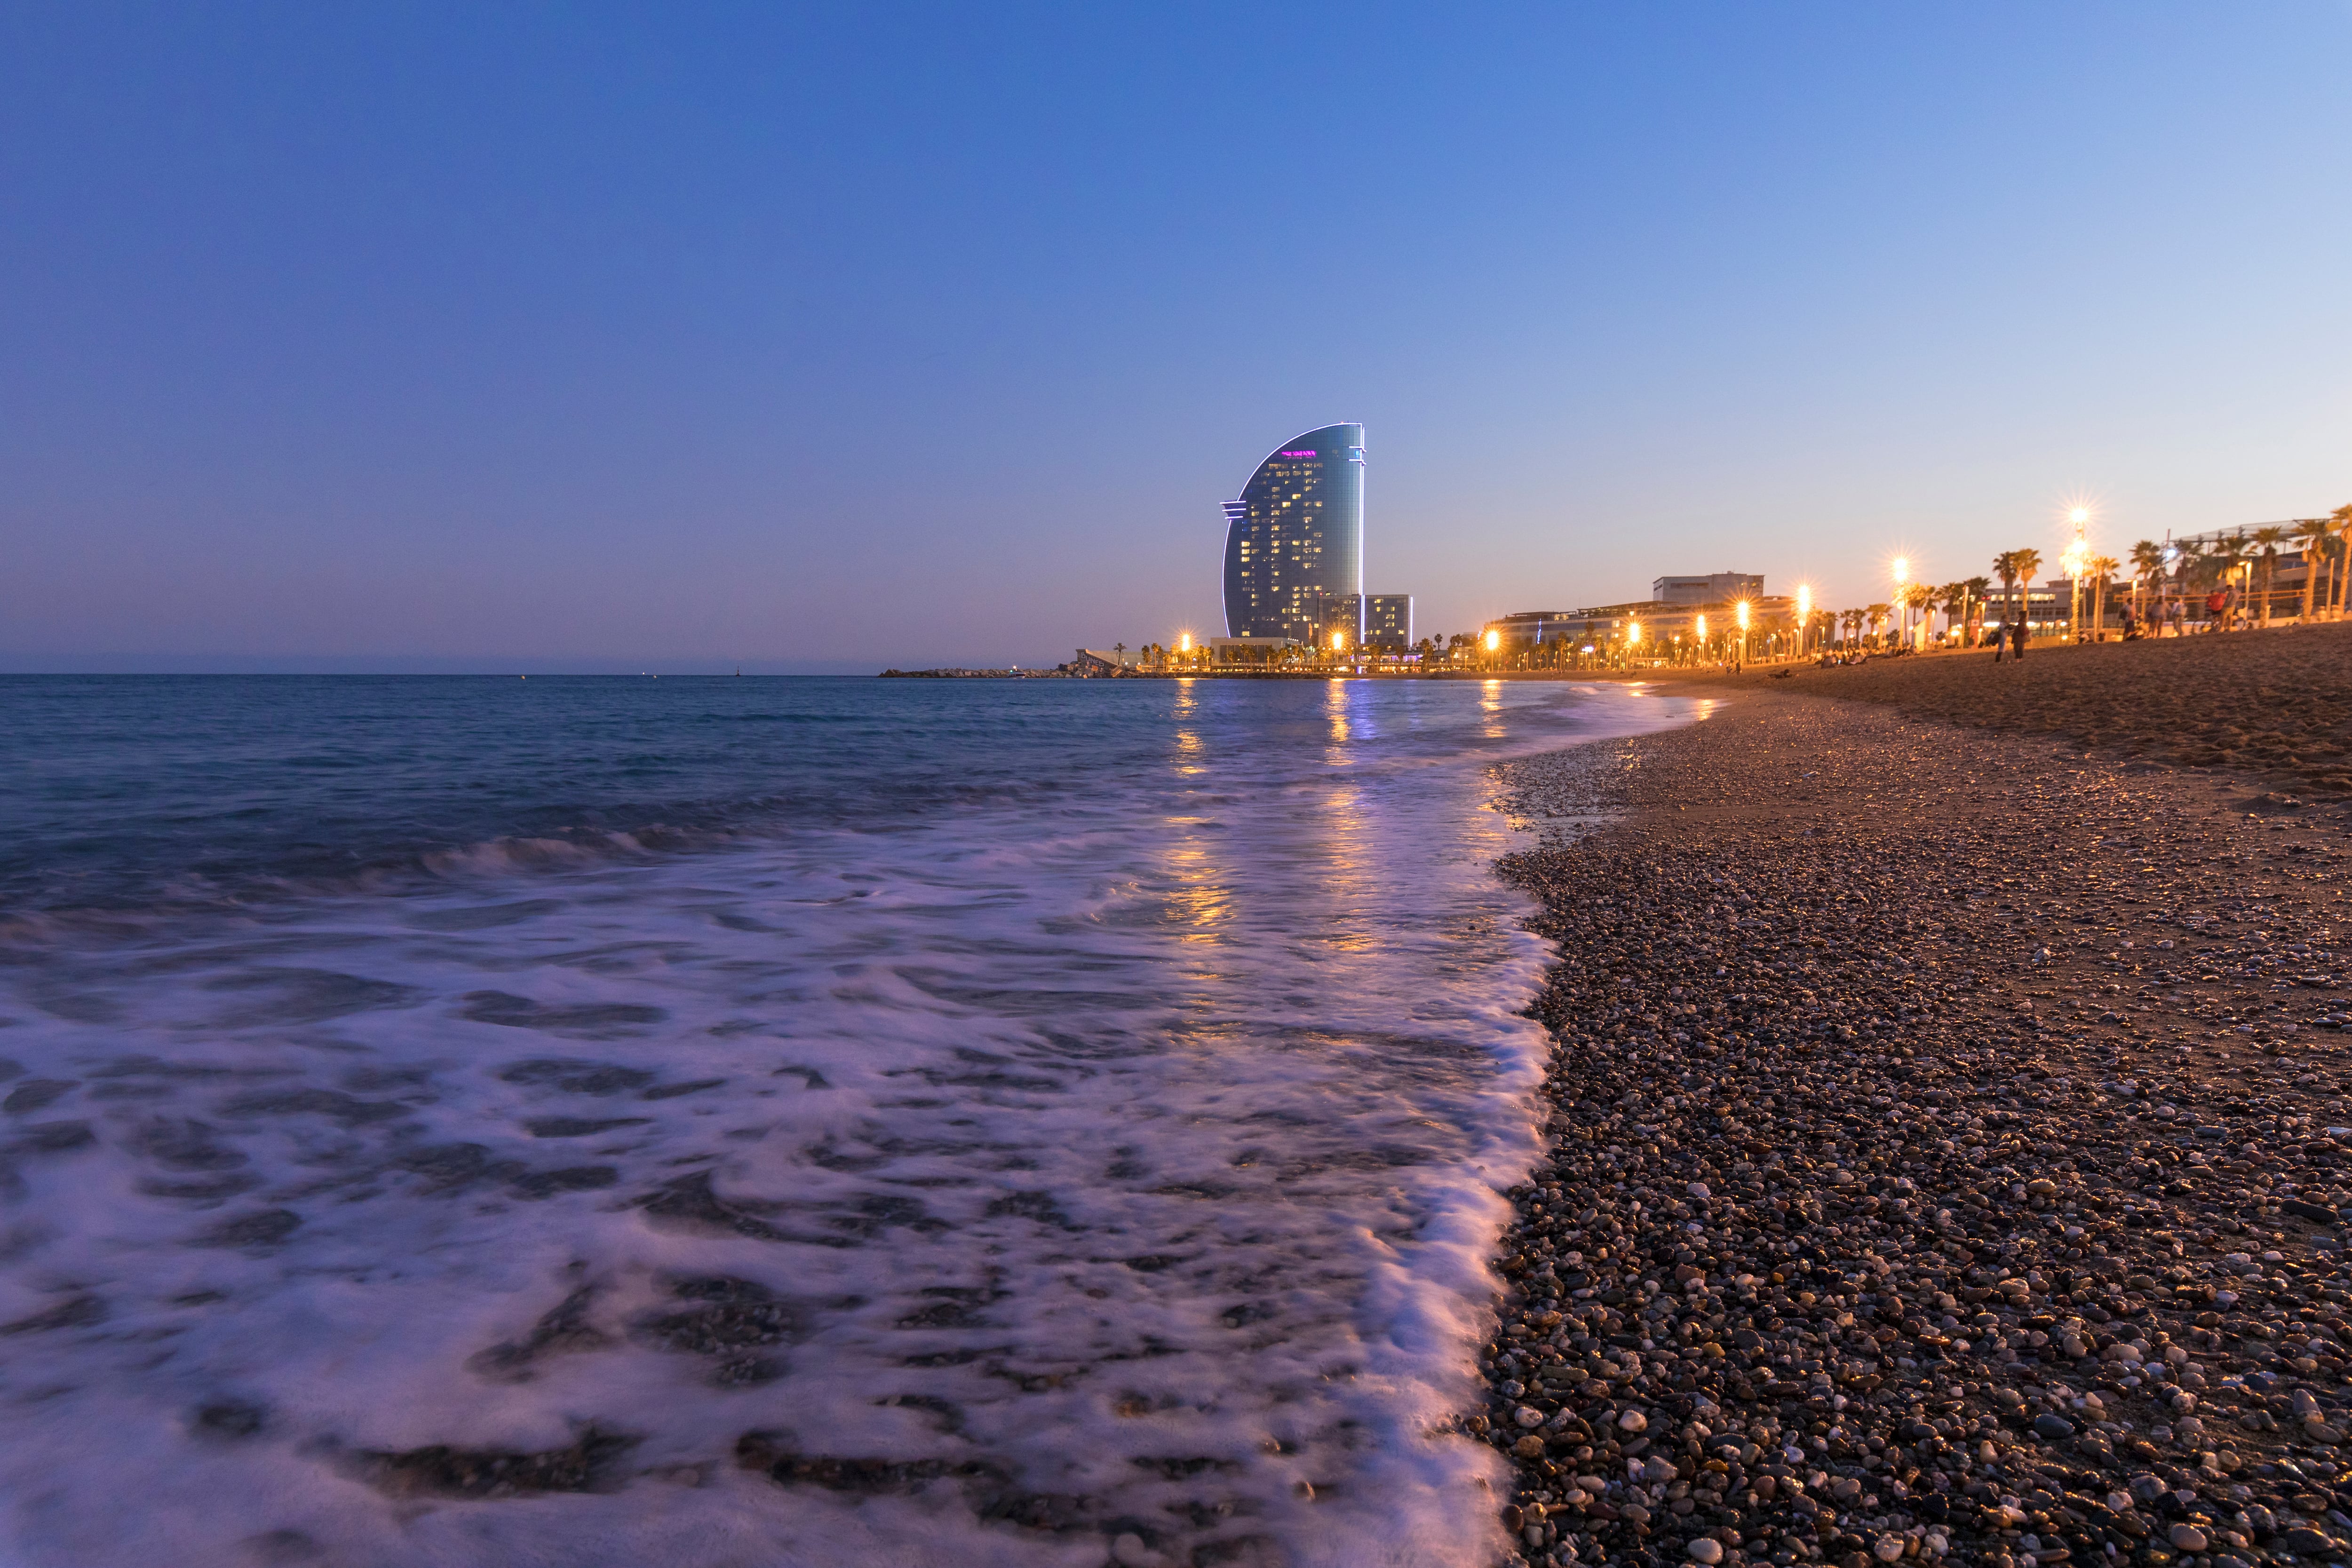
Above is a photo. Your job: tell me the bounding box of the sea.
[0,673,1695,1568]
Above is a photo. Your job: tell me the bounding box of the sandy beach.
[1474,677,2352,1568]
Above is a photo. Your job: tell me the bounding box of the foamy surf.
[0,675,1695,1566]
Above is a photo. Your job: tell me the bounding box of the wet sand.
[1474,687,2352,1568]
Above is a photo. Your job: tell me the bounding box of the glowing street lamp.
[1734,599,1750,664]
[1795,584,1812,656]
[1484,629,1500,653]
[2063,508,2091,641]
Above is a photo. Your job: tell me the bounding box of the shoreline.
[1470,687,2352,1568]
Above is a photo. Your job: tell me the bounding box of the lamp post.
[1734,599,1750,666]
[1695,613,1708,666]
[1795,585,1812,659]
[1891,558,1909,650]
[2066,509,2090,643]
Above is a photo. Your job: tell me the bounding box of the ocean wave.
[0,677,1696,1566]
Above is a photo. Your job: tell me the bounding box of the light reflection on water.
[0,676,1697,1568]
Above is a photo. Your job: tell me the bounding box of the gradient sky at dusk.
[5,4,2349,672]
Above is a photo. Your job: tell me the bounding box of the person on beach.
[2009,617,2027,660]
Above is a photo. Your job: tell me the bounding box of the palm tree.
[2129,541,2165,626]
[2249,525,2289,626]
[2294,517,2335,622]
[1839,607,1863,646]
[2334,505,2352,617]
[2190,535,2233,627]
[2211,531,2248,626]
[1899,582,1936,646]
[2086,555,2120,639]
[1936,581,1968,642]
[1961,575,1992,644]
[2010,548,2043,643]
[1993,551,2022,634]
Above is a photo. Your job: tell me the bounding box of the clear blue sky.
[4,3,2347,672]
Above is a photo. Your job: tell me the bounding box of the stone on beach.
[1471,683,2352,1568]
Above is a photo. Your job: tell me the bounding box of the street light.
[1734,599,1750,665]
[1891,558,1910,648]
[2064,509,2090,642]
[1795,585,1812,657]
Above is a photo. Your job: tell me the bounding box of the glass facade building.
[1221,424,1365,642]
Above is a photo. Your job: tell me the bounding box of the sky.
[4,3,2349,673]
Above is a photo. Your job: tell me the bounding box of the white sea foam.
[0,680,1695,1566]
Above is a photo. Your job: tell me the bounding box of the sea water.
[0,674,1692,1567]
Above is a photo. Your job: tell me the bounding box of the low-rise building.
[1208,635,1298,667]
[1071,648,1141,675]
[1653,572,1764,607]
[1485,594,1796,654]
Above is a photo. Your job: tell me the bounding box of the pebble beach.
[1473,663,2352,1568]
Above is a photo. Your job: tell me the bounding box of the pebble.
[1472,693,2352,1568]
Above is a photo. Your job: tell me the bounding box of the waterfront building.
[1653,572,1764,606]
[1483,610,1585,647]
[1072,648,1141,676]
[1484,596,1796,654]
[1209,635,1298,667]
[1306,590,1360,649]
[1303,589,1414,650]
[1221,424,1366,643]
[1366,594,1412,648]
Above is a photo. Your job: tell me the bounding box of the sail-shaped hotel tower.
[1219,424,1367,644]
